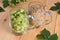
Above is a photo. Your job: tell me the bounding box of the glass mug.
[10,1,52,34]
[28,1,52,29]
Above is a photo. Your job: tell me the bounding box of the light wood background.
[0,0,60,40]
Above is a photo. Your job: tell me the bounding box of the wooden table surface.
[0,0,60,40]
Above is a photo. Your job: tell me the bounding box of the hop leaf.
[50,6,58,11]
[0,7,5,12]
[16,0,21,2]
[55,2,60,9]
[48,34,58,40]
[36,29,58,40]
[20,0,27,2]
[50,2,60,15]
[36,34,45,40]
[10,0,18,5]
[2,0,9,8]
[41,29,50,38]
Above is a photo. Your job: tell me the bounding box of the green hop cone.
[10,9,28,33]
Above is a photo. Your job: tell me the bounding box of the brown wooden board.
[0,0,60,40]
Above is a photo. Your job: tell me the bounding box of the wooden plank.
[55,15,60,40]
[0,0,59,40]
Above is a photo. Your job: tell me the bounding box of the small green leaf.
[41,29,50,38]
[50,2,60,15]
[0,7,5,12]
[48,34,58,40]
[55,2,60,5]
[36,34,44,39]
[50,6,58,11]
[58,10,60,14]
[36,29,58,40]
[2,0,9,8]
[20,0,27,2]
[9,2,15,7]
[36,34,45,40]
[16,0,21,2]
[55,2,60,9]
[10,0,18,5]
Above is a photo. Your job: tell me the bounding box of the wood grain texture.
[0,0,60,40]
[55,15,60,40]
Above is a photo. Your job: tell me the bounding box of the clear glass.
[9,3,29,34]
[10,9,29,34]
[28,1,52,29]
